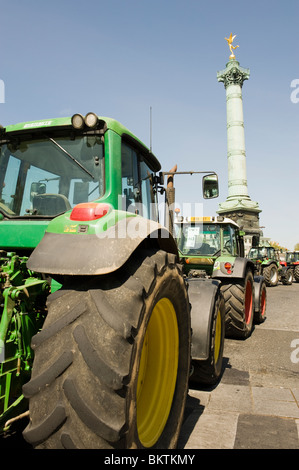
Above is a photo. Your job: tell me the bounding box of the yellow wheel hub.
[136,298,179,448]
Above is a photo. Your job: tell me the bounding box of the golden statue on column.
[225,33,239,59]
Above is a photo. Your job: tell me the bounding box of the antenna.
[150,106,152,152]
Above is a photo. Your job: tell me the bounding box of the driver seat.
[32,193,71,216]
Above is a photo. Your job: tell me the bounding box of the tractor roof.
[2,114,161,172]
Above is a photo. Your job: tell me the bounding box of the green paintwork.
[0,220,49,250]
[5,115,142,144]
[46,208,136,236]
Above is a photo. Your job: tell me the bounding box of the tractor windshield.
[249,247,275,260]
[286,252,299,263]
[0,133,104,218]
[175,223,221,256]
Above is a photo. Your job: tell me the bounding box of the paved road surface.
[1,281,298,450]
[179,282,299,449]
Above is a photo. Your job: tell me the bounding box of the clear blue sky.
[1,0,298,249]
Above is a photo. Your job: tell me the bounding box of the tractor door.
[121,141,157,221]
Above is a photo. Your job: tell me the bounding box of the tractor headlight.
[85,112,98,129]
[71,113,85,130]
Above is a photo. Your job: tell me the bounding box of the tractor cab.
[0,114,160,251]
[285,251,299,264]
[174,216,244,276]
[248,246,277,263]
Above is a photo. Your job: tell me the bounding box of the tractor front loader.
[0,113,220,449]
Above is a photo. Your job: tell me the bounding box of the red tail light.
[70,203,111,221]
[224,262,232,274]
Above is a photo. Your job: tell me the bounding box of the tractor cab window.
[222,225,238,255]
[286,252,299,263]
[121,142,156,220]
[121,144,140,213]
[140,159,156,220]
[176,223,221,256]
[0,134,104,218]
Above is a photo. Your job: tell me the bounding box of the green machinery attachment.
[0,251,49,431]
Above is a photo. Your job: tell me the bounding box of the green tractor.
[248,246,293,286]
[0,113,222,449]
[174,216,267,341]
[282,251,299,283]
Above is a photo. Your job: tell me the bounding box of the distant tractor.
[174,216,267,341]
[248,246,293,286]
[282,251,299,283]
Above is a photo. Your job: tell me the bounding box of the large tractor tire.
[221,270,254,339]
[23,249,191,449]
[253,278,267,324]
[281,268,293,285]
[263,263,278,287]
[190,290,225,386]
[294,265,299,283]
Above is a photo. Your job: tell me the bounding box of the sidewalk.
[179,377,299,449]
[179,331,299,449]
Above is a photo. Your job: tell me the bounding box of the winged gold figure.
[225,33,239,59]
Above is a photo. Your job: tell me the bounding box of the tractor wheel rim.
[271,267,278,282]
[260,289,266,317]
[245,280,253,325]
[136,298,179,448]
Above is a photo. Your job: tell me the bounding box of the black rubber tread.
[262,263,278,287]
[281,268,293,285]
[23,248,191,449]
[22,404,66,445]
[220,270,254,339]
[31,300,87,349]
[72,325,124,389]
[190,290,225,386]
[294,265,299,283]
[22,351,73,397]
[253,280,267,324]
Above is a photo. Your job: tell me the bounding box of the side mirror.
[202,174,219,199]
[30,182,46,201]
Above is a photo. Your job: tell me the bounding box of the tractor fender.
[253,275,266,312]
[27,216,178,276]
[262,260,277,267]
[212,256,254,280]
[187,277,221,360]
